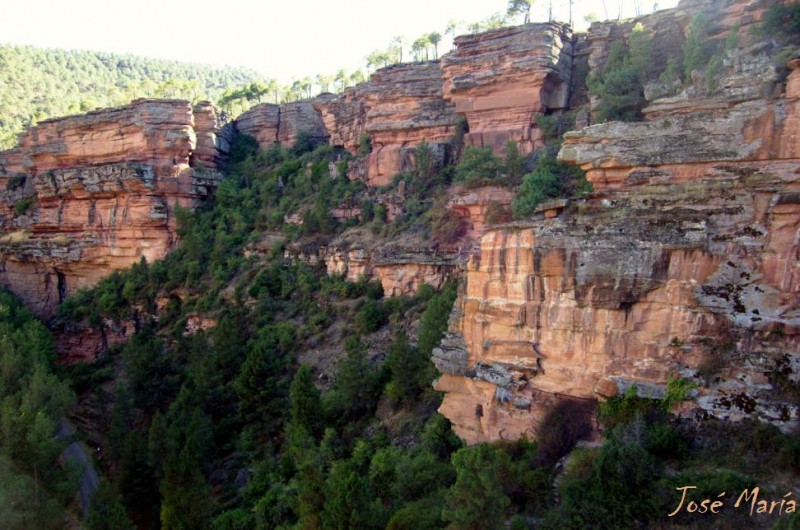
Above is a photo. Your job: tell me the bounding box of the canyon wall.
[0,99,224,317]
[316,62,458,186]
[237,22,575,186]
[441,22,574,155]
[236,100,329,148]
[434,1,800,444]
[322,227,458,297]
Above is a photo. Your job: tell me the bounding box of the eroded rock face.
[317,62,458,186]
[323,227,458,297]
[436,172,799,443]
[441,23,574,155]
[447,185,517,236]
[0,99,224,318]
[235,100,329,150]
[434,10,800,444]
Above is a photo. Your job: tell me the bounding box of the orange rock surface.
[317,62,458,186]
[235,100,329,150]
[441,23,574,155]
[0,99,223,318]
[434,7,800,444]
[447,185,516,236]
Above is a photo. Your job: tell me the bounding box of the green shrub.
[504,139,526,185]
[291,131,322,157]
[683,14,714,81]
[512,152,590,219]
[553,437,662,530]
[355,298,388,333]
[443,444,511,530]
[357,132,372,155]
[454,146,502,188]
[754,3,800,43]
[13,196,33,216]
[588,29,652,123]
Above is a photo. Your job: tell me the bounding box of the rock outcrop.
[447,185,516,236]
[0,99,223,317]
[323,228,458,297]
[317,62,458,186]
[235,100,329,149]
[434,4,800,444]
[441,23,574,155]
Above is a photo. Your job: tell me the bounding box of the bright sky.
[3,0,678,83]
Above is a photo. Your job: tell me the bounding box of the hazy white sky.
[3,0,678,83]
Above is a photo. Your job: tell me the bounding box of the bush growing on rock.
[511,152,590,219]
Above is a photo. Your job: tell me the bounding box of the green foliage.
[328,336,382,421]
[551,435,662,530]
[0,289,78,526]
[588,32,651,123]
[754,3,800,43]
[358,132,372,155]
[13,196,33,216]
[443,444,511,529]
[414,139,434,181]
[504,139,526,185]
[0,44,267,148]
[512,152,590,219]
[355,298,389,333]
[683,14,714,82]
[292,131,324,157]
[662,374,697,411]
[417,282,457,357]
[454,146,503,188]
[288,365,323,437]
[86,480,136,530]
[659,57,682,85]
[598,386,659,430]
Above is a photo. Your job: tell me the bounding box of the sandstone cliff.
[434,2,800,444]
[322,227,458,297]
[317,62,458,186]
[235,99,329,149]
[0,99,224,317]
[441,23,574,155]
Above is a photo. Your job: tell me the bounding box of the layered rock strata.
[434,16,800,444]
[317,62,458,186]
[323,228,458,297]
[235,100,329,149]
[441,23,574,155]
[0,99,223,317]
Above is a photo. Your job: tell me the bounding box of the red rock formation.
[235,100,329,149]
[192,101,229,170]
[447,185,516,236]
[0,99,223,318]
[235,103,280,146]
[317,62,458,186]
[441,23,574,155]
[434,13,800,444]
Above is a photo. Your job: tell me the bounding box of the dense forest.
[0,44,267,148]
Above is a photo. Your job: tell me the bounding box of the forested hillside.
[47,135,799,529]
[0,44,266,148]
